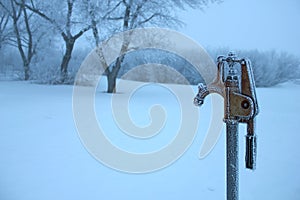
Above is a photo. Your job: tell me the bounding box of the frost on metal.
[194,52,259,200]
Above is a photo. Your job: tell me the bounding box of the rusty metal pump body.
[194,52,259,169]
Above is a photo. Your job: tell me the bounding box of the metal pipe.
[226,121,239,200]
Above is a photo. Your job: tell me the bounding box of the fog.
[180,0,300,55]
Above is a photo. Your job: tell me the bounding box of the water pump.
[194,52,259,199]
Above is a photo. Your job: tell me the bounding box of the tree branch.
[129,0,148,29]
[66,0,73,36]
[0,13,9,32]
[0,2,13,17]
[137,13,159,26]
[21,0,33,62]
[107,16,124,20]
[102,0,123,19]
[73,25,91,40]
[19,1,63,33]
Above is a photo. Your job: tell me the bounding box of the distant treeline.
[1,45,299,87]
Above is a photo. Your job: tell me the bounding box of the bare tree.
[89,0,221,93]
[22,0,91,83]
[0,0,40,80]
[0,11,10,49]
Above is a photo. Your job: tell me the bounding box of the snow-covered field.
[1,79,300,200]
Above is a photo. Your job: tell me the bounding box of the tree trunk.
[106,55,124,93]
[107,71,117,93]
[91,19,99,47]
[60,38,75,83]
[24,63,30,80]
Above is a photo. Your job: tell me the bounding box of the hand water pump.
[194,52,259,200]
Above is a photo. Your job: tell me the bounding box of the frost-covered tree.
[0,10,10,50]
[22,0,91,83]
[276,52,300,81]
[88,0,221,93]
[0,0,43,80]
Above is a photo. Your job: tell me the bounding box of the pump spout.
[194,60,225,106]
[194,83,209,106]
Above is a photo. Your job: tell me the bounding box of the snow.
[0,79,300,200]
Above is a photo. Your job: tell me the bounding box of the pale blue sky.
[179,0,300,55]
